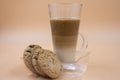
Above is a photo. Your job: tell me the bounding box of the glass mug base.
[62,51,90,71]
[54,52,90,80]
[62,63,87,73]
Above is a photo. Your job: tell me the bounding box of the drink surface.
[50,18,80,62]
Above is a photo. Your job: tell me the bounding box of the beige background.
[0,0,120,80]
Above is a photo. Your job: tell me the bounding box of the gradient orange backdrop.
[0,0,120,80]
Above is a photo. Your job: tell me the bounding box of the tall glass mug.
[48,3,88,71]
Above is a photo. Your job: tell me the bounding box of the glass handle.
[80,33,88,53]
[75,33,88,62]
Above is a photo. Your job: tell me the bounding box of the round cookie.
[32,47,46,76]
[23,45,41,75]
[37,49,62,79]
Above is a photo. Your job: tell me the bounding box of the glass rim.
[48,3,83,6]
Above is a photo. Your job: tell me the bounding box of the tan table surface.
[0,27,120,80]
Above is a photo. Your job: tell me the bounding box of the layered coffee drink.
[50,18,80,62]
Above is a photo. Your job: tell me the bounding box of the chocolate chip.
[26,50,31,53]
[34,56,38,60]
[29,45,35,48]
